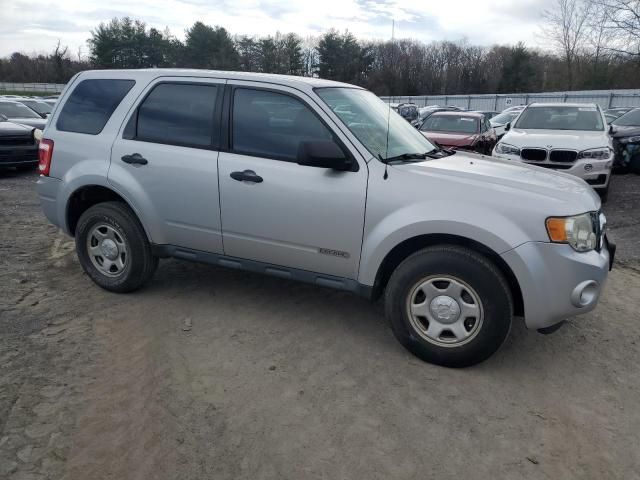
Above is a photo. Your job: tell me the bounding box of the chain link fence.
[0,82,65,94]
[3,82,640,108]
[381,89,640,111]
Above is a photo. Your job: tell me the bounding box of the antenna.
[382,19,394,180]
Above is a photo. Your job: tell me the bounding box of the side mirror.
[0,114,7,122]
[609,124,616,135]
[297,141,355,172]
[504,122,511,131]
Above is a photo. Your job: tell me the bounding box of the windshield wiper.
[380,146,455,164]
[379,152,431,163]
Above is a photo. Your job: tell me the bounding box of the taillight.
[38,139,54,176]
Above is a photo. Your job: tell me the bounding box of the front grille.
[521,148,547,161]
[591,211,606,252]
[531,163,573,170]
[0,136,34,146]
[549,150,578,163]
[0,146,38,162]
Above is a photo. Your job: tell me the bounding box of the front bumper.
[501,239,612,330]
[492,153,612,188]
[0,144,38,167]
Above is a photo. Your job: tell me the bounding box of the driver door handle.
[230,170,263,183]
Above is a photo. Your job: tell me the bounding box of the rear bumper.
[501,240,611,330]
[35,175,64,231]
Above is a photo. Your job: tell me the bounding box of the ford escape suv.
[36,70,614,367]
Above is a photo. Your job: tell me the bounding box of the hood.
[421,131,476,147]
[0,120,34,135]
[502,128,610,150]
[611,125,640,138]
[396,151,600,210]
[8,117,47,129]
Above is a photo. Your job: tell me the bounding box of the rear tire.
[385,245,512,368]
[75,201,158,293]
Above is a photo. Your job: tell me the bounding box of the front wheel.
[385,245,513,367]
[75,201,158,293]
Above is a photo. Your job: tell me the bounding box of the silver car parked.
[36,70,614,367]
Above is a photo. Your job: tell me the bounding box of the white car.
[490,111,520,139]
[492,103,613,200]
[502,105,526,113]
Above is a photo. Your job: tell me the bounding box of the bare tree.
[543,0,593,89]
[596,0,640,56]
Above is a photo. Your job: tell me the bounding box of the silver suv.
[36,70,614,367]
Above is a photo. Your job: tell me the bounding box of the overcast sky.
[0,0,554,58]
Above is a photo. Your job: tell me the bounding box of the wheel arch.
[66,184,149,240]
[371,233,524,317]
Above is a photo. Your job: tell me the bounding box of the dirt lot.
[1,170,639,480]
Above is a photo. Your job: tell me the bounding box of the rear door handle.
[121,153,148,165]
[230,170,263,183]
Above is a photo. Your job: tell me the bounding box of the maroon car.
[418,111,497,155]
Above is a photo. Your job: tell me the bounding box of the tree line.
[1,0,639,95]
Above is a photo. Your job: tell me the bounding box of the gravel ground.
[1,170,639,480]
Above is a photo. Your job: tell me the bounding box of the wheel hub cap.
[429,295,461,324]
[100,239,119,260]
[406,275,484,347]
[86,223,128,277]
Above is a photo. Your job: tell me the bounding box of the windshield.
[19,100,51,115]
[612,108,640,127]
[490,112,517,125]
[515,106,604,131]
[316,88,435,160]
[421,115,479,134]
[0,101,41,118]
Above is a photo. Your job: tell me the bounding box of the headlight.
[546,213,597,252]
[495,143,521,155]
[620,136,640,144]
[578,147,611,160]
[33,128,43,141]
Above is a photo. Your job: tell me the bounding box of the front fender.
[357,200,531,286]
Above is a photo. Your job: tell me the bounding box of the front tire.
[385,245,512,368]
[75,201,158,293]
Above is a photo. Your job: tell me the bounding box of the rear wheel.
[75,201,158,292]
[385,245,512,367]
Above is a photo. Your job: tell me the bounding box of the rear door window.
[133,83,219,148]
[57,79,135,135]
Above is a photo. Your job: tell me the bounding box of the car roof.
[527,102,599,108]
[429,111,484,118]
[76,69,362,91]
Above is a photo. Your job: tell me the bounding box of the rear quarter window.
[57,79,135,135]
